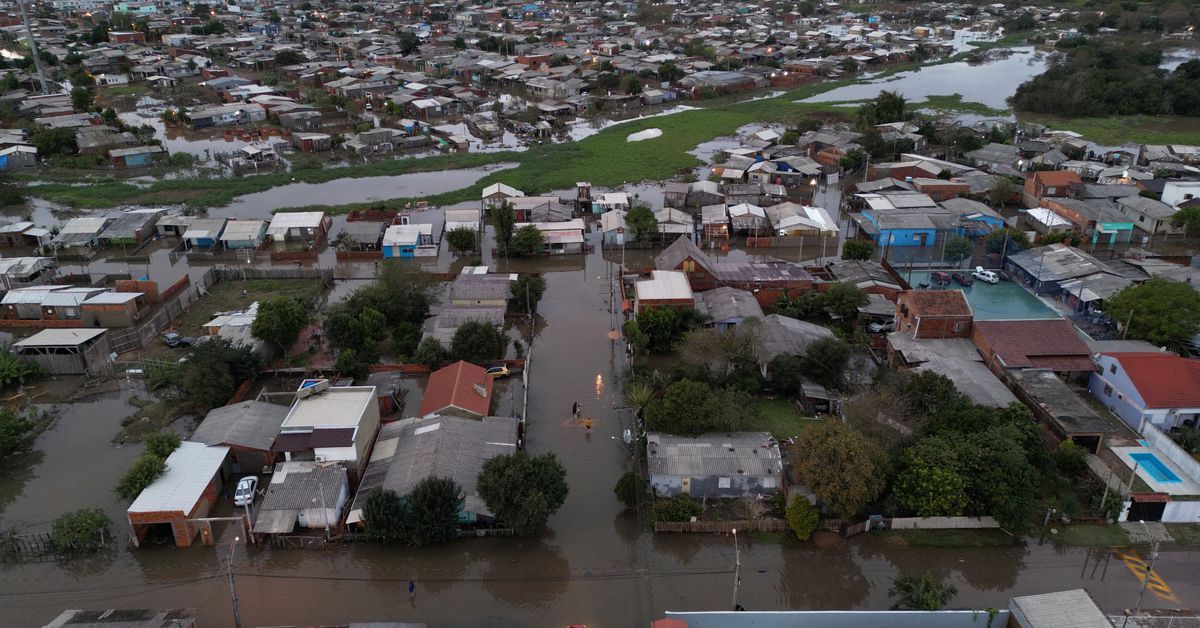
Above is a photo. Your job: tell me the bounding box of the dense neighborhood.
[0,0,1199,626]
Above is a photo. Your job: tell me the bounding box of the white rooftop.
[13,327,107,347]
[636,270,694,302]
[267,211,325,236]
[282,386,376,429]
[127,442,229,514]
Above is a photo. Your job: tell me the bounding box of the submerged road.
[1,232,1199,627]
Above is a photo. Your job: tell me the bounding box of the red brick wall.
[116,279,161,303]
[159,275,192,302]
[0,318,84,328]
[912,316,973,339]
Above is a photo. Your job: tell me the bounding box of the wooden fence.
[0,530,108,563]
[653,519,788,534]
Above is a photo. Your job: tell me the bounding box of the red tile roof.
[419,360,492,418]
[974,319,1096,372]
[1106,352,1200,409]
[900,290,972,317]
[1032,170,1082,188]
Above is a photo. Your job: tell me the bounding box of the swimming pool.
[900,271,1060,320]
[1130,452,1183,483]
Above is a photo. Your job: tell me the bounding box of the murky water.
[210,164,517,219]
[1161,47,1200,72]
[802,47,1047,110]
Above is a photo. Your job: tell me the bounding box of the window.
[717,477,731,489]
[1110,364,1118,374]
[953,321,964,332]
[1139,216,1145,222]
[1103,384,1113,396]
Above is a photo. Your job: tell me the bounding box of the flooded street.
[2,230,1199,626]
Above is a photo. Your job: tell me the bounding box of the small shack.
[252,461,349,537]
[12,328,113,376]
[128,442,230,548]
[647,431,783,498]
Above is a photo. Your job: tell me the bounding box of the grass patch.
[878,528,1021,548]
[118,396,192,443]
[917,94,1010,117]
[1049,524,1130,547]
[1165,524,1200,546]
[1021,114,1200,145]
[172,278,324,337]
[747,398,819,440]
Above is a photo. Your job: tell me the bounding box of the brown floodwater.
[2,231,1199,627]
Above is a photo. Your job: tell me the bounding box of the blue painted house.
[219,220,268,250]
[382,224,435,258]
[1089,352,1200,431]
[182,218,227,251]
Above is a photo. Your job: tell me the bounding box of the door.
[681,477,691,496]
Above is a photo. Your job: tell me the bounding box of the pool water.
[1131,452,1183,484]
[900,271,1060,320]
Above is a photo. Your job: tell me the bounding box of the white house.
[1089,352,1200,431]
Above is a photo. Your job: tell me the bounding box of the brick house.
[1024,170,1082,206]
[895,289,973,339]
[128,442,229,548]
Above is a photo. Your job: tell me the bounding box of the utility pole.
[730,528,741,611]
[1122,521,1160,628]
[226,536,243,628]
[17,0,48,95]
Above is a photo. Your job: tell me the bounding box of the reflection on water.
[802,47,1047,110]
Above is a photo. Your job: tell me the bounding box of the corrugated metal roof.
[1009,589,1111,628]
[347,415,518,523]
[14,327,107,347]
[191,400,289,451]
[267,211,325,236]
[258,462,345,511]
[127,442,228,514]
[647,432,782,478]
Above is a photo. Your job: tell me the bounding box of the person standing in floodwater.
[572,401,580,419]
[408,580,415,599]
[584,417,592,433]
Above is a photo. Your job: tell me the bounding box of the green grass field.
[1020,114,1200,145]
[1049,524,1131,547]
[745,398,819,440]
[172,278,324,336]
[1165,524,1200,546]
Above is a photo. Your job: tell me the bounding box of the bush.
[842,240,874,260]
[445,226,478,253]
[413,336,448,368]
[363,489,412,545]
[654,495,702,522]
[50,509,111,552]
[450,321,507,363]
[786,496,819,541]
[613,471,646,510]
[1052,440,1088,478]
[116,452,167,500]
[143,431,180,459]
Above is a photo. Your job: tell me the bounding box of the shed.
[190,400,289,474]
[252,462,348,535]
[347,415,520,525]
[13,328,113,376]
[267,211,328,245]
[634,270,695,314]
[97,209,163,246]
[1008,589,1111,628]
[127,441,229,548]
[81,291,143,328]
[218,220,268,250]
[694,286,763,331]
[182,218,227,251]
[338,221,386,251]
[647,431,783,498]
[449,273,513,307]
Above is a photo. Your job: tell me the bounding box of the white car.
[234,476,258,507]
[868,319,894,333]
[972,267,999,284]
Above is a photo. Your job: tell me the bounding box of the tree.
[273,49,303,65]
[1107,278,1200,347]
[1173,205,1200,238]
[773,291,825,321]
[413,337,448,368]
[143,431,180,459]
[406,476,464,547]
[453,35,466,49]
[984,228,1028,255]
[394,321,422,360]
[839,148,867,172]
[594,72,620,91]
[398,31,420,56]
[890,573,957,611]
[856,90,910,129]
[626,76,643,95]
[842,239,874,260]
[116,452,167,500]
[822,282,868,320]
[613,471,646,510]
[450,321,507,363]
[893,441,970,517]
[70,87,94,112]
[624,306,703,353]
[943,236,972,264]
[786,496,819,541]
[510,225,545,256]
[644,379,722,436]
[625,204,657,242]
[445,226,478,253]
[477,451,569,535]
[0,348,41,389]
[988,176,1018,206]
[799,336,854,391]
[335,348,369,380]
[493,201,516,254]
[341,267,434,327]
[252,297,308,352]
[0,407,41,457]
[31,127,78,157]
[363,489,413,545]
[793,421,886,519]
[657,61,683,83]
[177,339,259,409]
[50,509,111,552]
[510,273,546,314]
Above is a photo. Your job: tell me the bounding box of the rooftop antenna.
[17,0,49,95]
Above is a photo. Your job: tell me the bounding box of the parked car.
[486,365,511,379]
[233,476,258,507]
[931,271,951,285]
[868,319,895,333]
[161,332,194,348]
[951,272,974,286]
[972,267,1000,284]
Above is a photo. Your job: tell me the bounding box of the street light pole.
[1122,520,1160,628]
[226,536,243,628]
[731,528,741,611]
